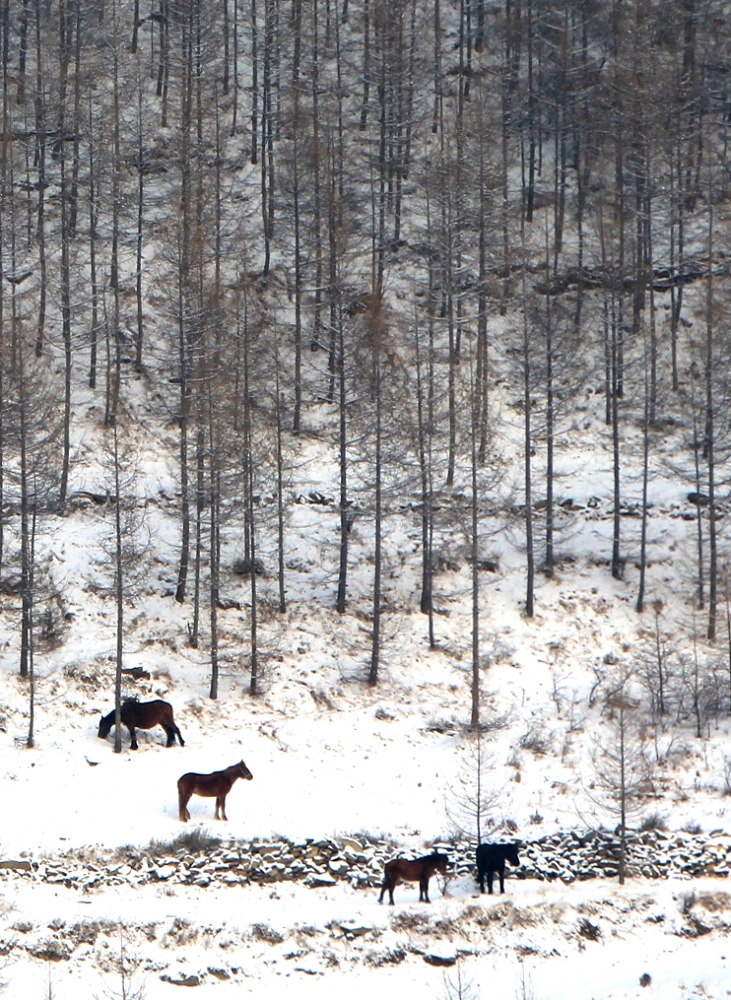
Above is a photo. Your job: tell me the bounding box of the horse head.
[433,853,449,874]
[97,713,113,739]
[237,760,254,781]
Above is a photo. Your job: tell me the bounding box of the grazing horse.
[177,760,253,822]
[378,852,449,905]
[476,842,520,894]
[98,699,184,750]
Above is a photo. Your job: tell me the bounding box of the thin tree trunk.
[113,420,124,754]
[359,0,370,129]
[368,350,382,686]
[636,351,650,613]
[704,185,717,640]
[33,4,46,356]
[611,290,622,580]
[522,298,534,616]
[134,87,145,373]
[209,455,221,700]
[275,347,286,613]
[26,503,36,746]
[87,93,99,389]
[335,299,348,613]
[241,294,259,696]
[190,424,204,647]
[18,349,31,679]
[250,0,258,163]
[470,365,481,727]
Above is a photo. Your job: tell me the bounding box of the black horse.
[98,698,184,750]
[476,842,520,894]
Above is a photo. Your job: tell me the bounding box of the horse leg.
[421,876,431,903]
[163,725,175,747]
[178,787,190,822]
[379,874,395,905]
[174,725,185,746]
[487,869,494,894]
[127,725,138,750]
[215,795,228,820]
[378,876,389,904]
[498,865,505,894]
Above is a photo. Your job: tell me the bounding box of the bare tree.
[588,668,654,884]
[445,728,505,846]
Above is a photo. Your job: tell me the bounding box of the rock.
[154,865,177,880]
[0,860,32,872]
[424,953,457,967]
[161,973,202,987]
[306,874,337,888]
[208,967,231,980]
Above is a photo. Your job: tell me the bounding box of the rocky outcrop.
[1,828,729,893]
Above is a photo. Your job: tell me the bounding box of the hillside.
[1,1,731,996]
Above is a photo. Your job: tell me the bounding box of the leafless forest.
[1,1,730,717]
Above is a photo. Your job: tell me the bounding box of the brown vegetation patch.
[695,891,731,913]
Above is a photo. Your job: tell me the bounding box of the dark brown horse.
[378,852,449,905]
[98,699,184,750]
[177,760,253,822]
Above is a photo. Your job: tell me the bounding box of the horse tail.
[162,703,183,745]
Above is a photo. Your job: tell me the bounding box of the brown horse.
[378,852,449,905]
[98,699,184,750]
[177,760,253,822]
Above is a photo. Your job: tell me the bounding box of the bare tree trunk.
[368,347,382,686]
[610,293,622,581]
[58,138,72,511]
[0,0,9,574]
[470,365,481,728]
[241,293,259,696]
[431,0,442,133]
[335,298,348,614]
[359,0,370,129]
[18,351,31,679]
[636,350,650,613]
[250,0,259,163]
[704,182,717,640]
[189,424,204,647]
[134,85,145,373]
[87,91,99,389]
[522,296,534,616]
[33,1,46,357]
[275,343,286,613]
[209,440,221,700]
[113,420,124,754]
[104,0,122,429]
[669,142,684,392]
[310,0,324,353]
[415,317,434,642]
[25,503,36,747]
[291,0,303,432]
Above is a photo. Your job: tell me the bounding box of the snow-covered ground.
[4,872,731,1000]
[2,481,731,998]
